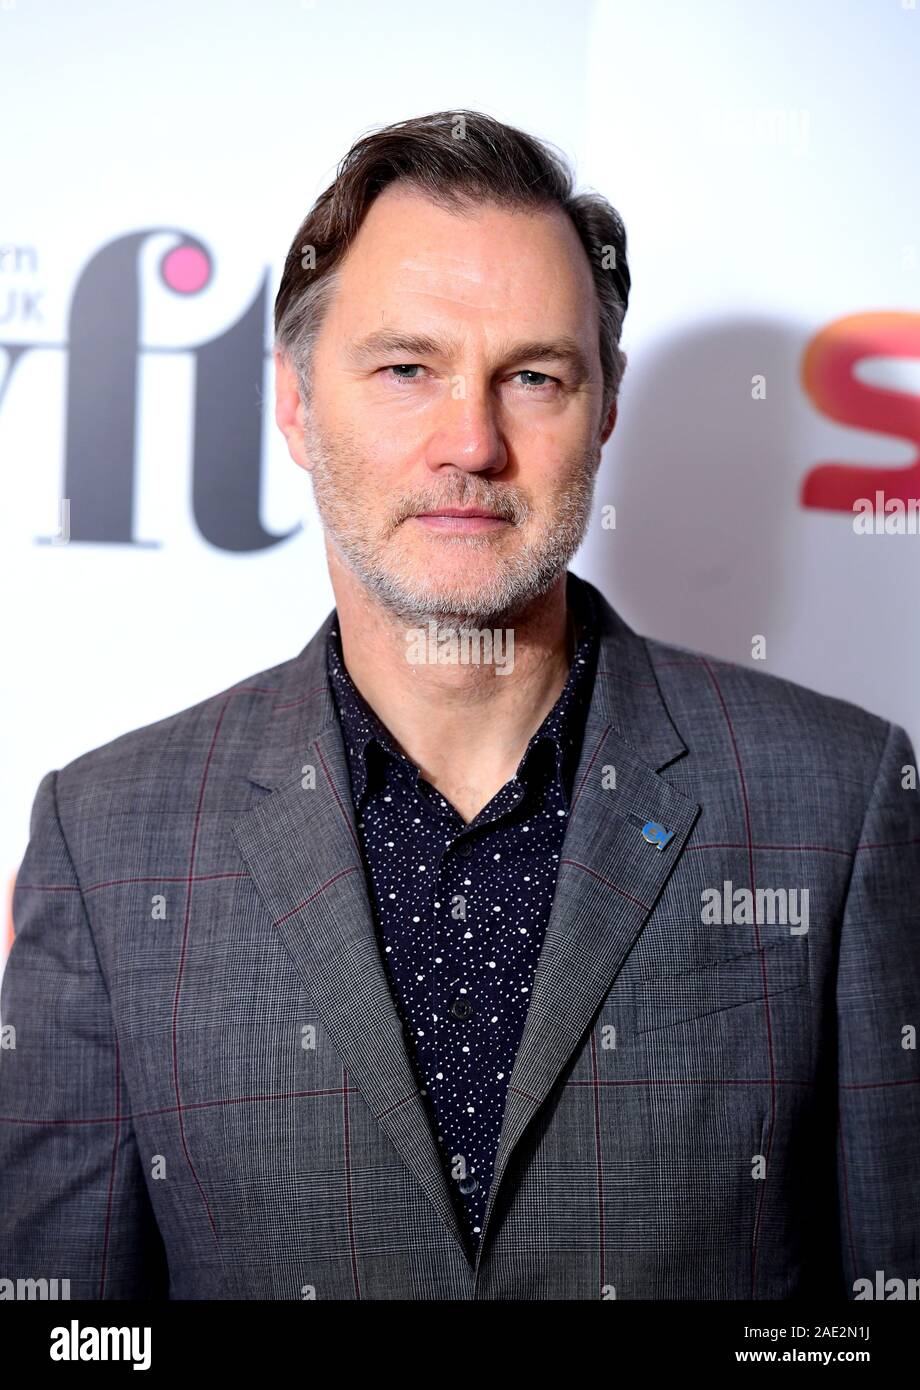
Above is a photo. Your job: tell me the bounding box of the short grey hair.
[274,109,630,429]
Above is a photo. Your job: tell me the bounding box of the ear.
[599,398,618,446]
[274,350,314,472]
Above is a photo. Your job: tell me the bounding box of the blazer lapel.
[233,612,470,1258]
[474,582,701,1264]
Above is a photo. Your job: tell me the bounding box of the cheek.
[514,411,592,465]
[525,448,582,497]
[372,436,416,472]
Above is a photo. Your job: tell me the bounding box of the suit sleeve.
[836,720,920,1297]
[0,770,169,1299]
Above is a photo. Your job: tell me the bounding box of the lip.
[417,507,504,518]
[411,509,510,533]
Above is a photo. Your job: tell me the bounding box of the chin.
[409,563,505,604]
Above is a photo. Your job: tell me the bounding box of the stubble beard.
[302,405,601,628]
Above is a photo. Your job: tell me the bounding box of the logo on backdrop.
[799,311,920,512]
[0,229,299,552]
[2,235,919,544]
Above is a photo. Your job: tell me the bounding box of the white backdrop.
[2,0,918,962]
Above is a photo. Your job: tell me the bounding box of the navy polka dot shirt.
[326,582,599,1253]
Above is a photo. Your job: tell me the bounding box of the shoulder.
[643,632,895,782]
[53,651,299,821]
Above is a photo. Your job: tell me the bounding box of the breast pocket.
[632,937,810,1035]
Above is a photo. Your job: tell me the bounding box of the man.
[2,111,918,1302]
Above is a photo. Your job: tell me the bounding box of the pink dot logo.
[160,243,212,295]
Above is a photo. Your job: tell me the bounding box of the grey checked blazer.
[2,573,919,1300]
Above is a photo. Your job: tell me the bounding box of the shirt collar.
[326,577,599,812]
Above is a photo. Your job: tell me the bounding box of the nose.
[423,380,508,477]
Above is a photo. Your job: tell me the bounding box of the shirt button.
[458,1175,479,1194]
[450,997,473,1020]
[455,841,473,858]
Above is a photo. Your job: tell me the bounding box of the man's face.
[277,184,617,625]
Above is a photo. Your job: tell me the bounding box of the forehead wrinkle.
[389,261,508,312]
[397,285,503,311]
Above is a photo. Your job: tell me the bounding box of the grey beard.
[304,418,600,627]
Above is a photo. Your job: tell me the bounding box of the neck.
[327,547,575,823]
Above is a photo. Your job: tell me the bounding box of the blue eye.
[517,370,556,391]
[386,364,423,382]
[381,365,559,391]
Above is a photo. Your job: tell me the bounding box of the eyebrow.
[343,329,592,381]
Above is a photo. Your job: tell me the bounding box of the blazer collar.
[245,570,688,793]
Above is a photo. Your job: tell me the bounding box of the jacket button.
[450,996,473,1019]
